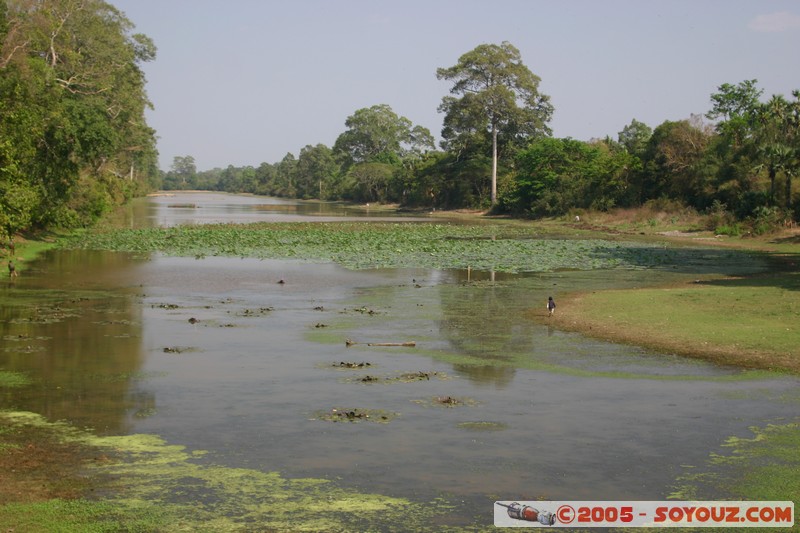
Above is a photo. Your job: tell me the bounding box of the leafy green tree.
[705,81,800,217]
[618,119,652,158]
[507,138,590,216]
[193,167,222,190]
[706,79,763,149]
[348,162,395,203]
[640,117,716,208]
[437,41,553,205]
[507,136,640,217]
[167,156,197,190]
[274,153,298,197]
[333,104,434,168]
[254,162,277,196]
[295,144,338,199]
[588,137,640,209]
[0,0,157,232]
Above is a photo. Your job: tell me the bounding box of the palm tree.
[753,95,799,210]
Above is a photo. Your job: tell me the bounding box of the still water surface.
[2,192,798,524]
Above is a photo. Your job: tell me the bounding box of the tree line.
[167,43,799,229]
[0,0,159,241]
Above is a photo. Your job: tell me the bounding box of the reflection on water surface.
[111,191,434,227]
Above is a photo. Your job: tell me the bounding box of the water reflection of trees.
[0,250,152,434]
[438,270,539,387]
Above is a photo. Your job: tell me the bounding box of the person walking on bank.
[8,260,18,278]
[547,296,556,316]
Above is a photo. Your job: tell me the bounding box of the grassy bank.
[556,268,800,373]
[2,231,61,277]
[543,212,800,374]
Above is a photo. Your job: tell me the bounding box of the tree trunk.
[786,173,793,211]
[769,166,776,205]
[491,123,498,205]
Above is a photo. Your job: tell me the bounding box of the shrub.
[750,205,785,235]
[715,223,743,236]
[705,200,735,231]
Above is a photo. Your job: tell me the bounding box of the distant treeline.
[166,76,799,229]
[0,0,160,239]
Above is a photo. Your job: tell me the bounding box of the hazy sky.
[111,0,800,171]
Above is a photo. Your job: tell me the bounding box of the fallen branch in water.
[368,342,416,347]
[345,339,416,347]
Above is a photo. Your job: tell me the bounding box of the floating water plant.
[162,346,197,354]
[344,370,447,384]
[330,361,372,369]
[412,396,477,408]
[311,408,398,423]
[60,221,760,274]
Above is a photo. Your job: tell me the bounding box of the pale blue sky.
[111,0,800,171]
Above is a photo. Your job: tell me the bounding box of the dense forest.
[0,0,159,240]
[2,2,798,241]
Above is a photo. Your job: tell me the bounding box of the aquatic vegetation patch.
[311,407,399,423]
[670,420,800,524]
[0,370,32,388]
[59,221,762,274]
[345,370,448,384]
[2,334,52,342]
[330,361,373,369]
[230,306,274,317]
[133,407,158,419]
[151,302,182,309]
[0,411,460,531]
[457,421,509,432]
[412,396,478,408]
[2,344,46,354]
[397,370,446,382]
[345,338,417,347]
[342,305,384,315]
[88,371,167,383]
[162,346,199,354]
[9,305,82,324]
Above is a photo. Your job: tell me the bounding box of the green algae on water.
[670,420,800,518]
[0,370,32,388]
[0,411,462,532]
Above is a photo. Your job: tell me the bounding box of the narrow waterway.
[2,192,798,526]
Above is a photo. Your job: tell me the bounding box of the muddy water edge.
[2,192,799,530]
